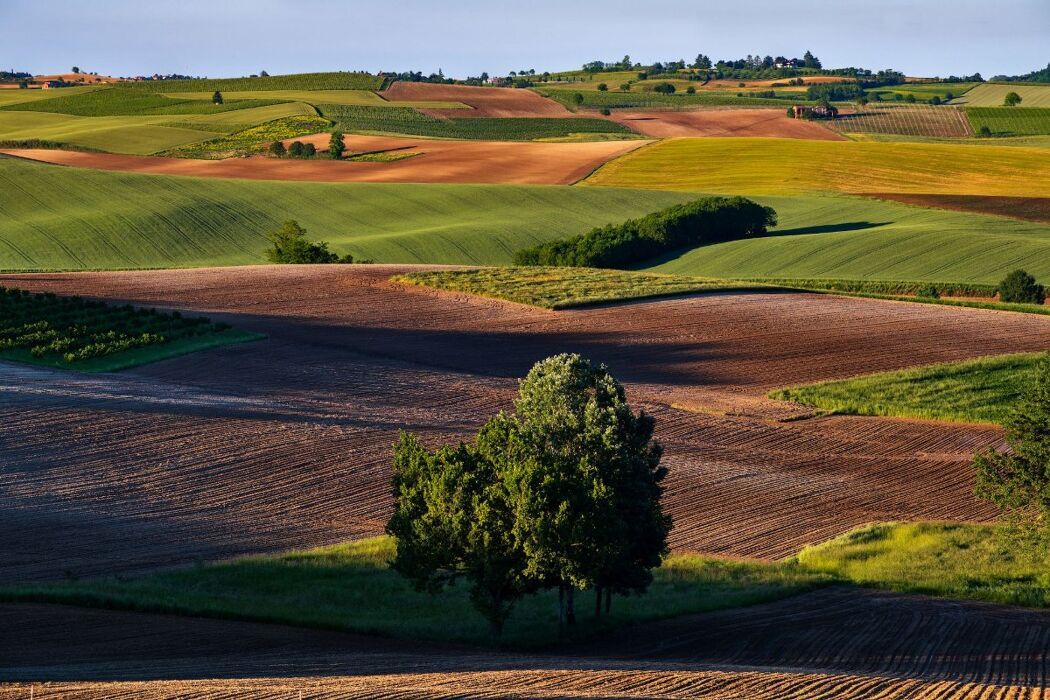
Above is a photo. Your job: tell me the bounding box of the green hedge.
[514,197,777,268]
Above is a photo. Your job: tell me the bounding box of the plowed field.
[1,135,648,185]
[609,108,845,140]
[381,82,571,117]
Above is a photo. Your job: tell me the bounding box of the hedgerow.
[0,287,231,365]
[514,197,777,268]
[123,72,384,93]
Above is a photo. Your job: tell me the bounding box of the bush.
[998,270,1046,304]
[329,130,345,159]
[212,90,223,105]
[265,220,348,264]
[979,125,993,137]
[652,82,676,94]
[269,140,286,157]
[685,86,696,95]
[597,83,608,91]
[288,141,305,157]
[513,196,777,268]
[599,107,611,116]
[572,92,584,105]
[620,83,631,92]
[916,284,941,299]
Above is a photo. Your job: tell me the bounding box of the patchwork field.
[584,137,1050,196]
[382,81,571,117]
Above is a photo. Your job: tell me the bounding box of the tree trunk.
[605,587,612,615]
[594,586,602,619]
[567,586,576,625]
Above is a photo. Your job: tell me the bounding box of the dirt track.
[5,265,1050,583]
[382,82,572,117]
[608,108,846,140]
[5,586,1050,697]
[1,135,648,185]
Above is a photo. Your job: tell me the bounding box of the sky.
[6,0,1048,79]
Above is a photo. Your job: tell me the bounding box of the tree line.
[387,354,670,638]
[513,197,777,269]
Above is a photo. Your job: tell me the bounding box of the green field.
[538,87,799,109]
[0,86,102,106]
[5,522,1047,648]
[394,268,772,309]
[1,88,281,117]
[771,353,1046,424]
[584,137,1050,197]
[0,156,691,270]
[162,115,331,158]
[645,193,1050,284]
[968,107,1050,136]
[953,83,1050,107]
[125,71,384,93]
[0,111,222,154]
[867,82,978,102]
[164,90,469,109]
[319,104,634,140]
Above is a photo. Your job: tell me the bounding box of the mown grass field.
[0,111,222,153]
[953,82,1050,107]
[645,193,1050,284]
[967,107,1050,136]
[585,137,1050,197]
[164,89,469,109]
[5,523,1046,648]
[1,87,281,117]
[394,267,772,309]
[320,104,635,140]
[0,156,691,270]
[771,352,1046,424]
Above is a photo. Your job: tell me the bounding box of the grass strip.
[771,352,1047,425]
[393,267,777,309]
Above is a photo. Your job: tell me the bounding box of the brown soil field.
[33,72,119,85]
[0,136,648,185]
[5,265,1050,584]
[608,108,845,139]
[4,586,1050,697]
[382,82,572,117]
[868,193,1050,225]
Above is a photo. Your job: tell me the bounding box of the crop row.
[0,88,281,117]
[966,107,1050,136]
[319,105,632,140]
[164,115,331,158]
[0,286,230,364]
[827,106,974,138]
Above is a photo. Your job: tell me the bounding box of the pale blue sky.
[6,0,1048,79]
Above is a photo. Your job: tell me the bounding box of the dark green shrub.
[652,82,676,94]
[916,284,940,299]
[599,107,611,116]
[979,125,992,137]
[288,141,305,157]
[998,270,1045,304]
[514,197,777,268]
[265,220,341,264]
[212,90,223,105]
[303,142,317,157]
[269,140,286,157]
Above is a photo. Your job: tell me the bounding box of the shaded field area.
[5,265,1050,584]
[5,585,1050,697]
[584,137,1050,196]
[867,193,1050,225]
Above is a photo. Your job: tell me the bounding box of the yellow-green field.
[953,82,1050,107]
[0,86,102,107]
[0,111,222,153]
[584,137,1050,196]
[163,90,469,109]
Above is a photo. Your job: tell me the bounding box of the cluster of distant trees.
[992,63,1050,83]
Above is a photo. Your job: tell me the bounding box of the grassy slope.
[0,536,826,648]
[125,72,384,93]
[0,88,281,116]
[645,194,1050,284]
[0,112,222,154]
[0,156,691,270]
[771,352,1046,424]
[394,268,773,309]
[954,83,1050,107]
[7,524,1048,648]
[0,86,102,107]
[583,137,1050,197]
[164,90,468,109]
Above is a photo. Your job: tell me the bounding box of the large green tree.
[974,355,1050,533]
[507,354,670,625]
